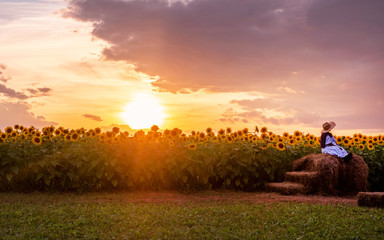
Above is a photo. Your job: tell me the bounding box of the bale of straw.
[357,192,384,208]
[292,154,340,195]
[338,154,368,194]
[285,171,319,193]
[291,153,368,195]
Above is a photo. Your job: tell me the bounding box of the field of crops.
[0,125,383,192]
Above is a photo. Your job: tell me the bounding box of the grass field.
[0,192,383,240]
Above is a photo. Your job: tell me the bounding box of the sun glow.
[120,93,166,129]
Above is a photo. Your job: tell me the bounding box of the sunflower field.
[0,125,383,192]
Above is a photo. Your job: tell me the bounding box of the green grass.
[0,192,383,240]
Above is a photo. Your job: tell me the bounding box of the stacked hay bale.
[357,192,384,208]
[266,153,369,195]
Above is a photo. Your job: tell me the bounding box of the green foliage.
[0,126,383,192]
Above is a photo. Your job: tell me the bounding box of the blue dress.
[321,133,348,158]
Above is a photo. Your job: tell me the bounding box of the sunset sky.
[1,0,383,136]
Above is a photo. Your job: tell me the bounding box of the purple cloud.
[82,114,103,122]
[0,101,57,129]
[63,0,384,131]
[0,84,29,100]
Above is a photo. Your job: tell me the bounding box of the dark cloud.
[0,101,57,129]
[64,0,384,131]
[63,0,384,93]
[0,84,29,100]
[0,64,52,99]
[37,87,52,93]
[82,114,103,122]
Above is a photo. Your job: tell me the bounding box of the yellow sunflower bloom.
[188,143,197,150]
[260,127,268,133]
[358,144,365,150]
[71,133,79,141]
[5,126,13,134]
[226,135,233,143]
[367,144,374,151]
[218,129,225,135]
[294,130,301,137]
[64,134,71,141]
[32,136,42,146]
[276,142,285,151]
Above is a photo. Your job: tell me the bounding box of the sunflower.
[168,141,175,147]
[28,127,35,134]
[282,132,289,138]
[242,128,249,135]
[260,133,268,139]
[5,126,13,134]
[11,131,17,138]
[276,142,285,151]
[94,127,102,135]
[226,135,233,143]
[198,132,206,139]
[70,133,79,141]
[32,136,42,146]
[106,131,114,139]
[188,143,197,150]
[54,129,62,136]
[1,133,7,139]
[206,127,213,134]
[14,124,20,130]
[358,144,365,150]
[35,132,42,138]
[342,139,350,145]
[218,129,225,135]
[252,136,258,142]
[226,127,232,134]
[288,139,295,145]
[64,134,71,141]
[352,137,360,144]
[260,127,268,133]
[294,130,301,137]
[336,136,343,144]
[372,136,378,143]
[367,144,374,151]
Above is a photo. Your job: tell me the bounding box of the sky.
[0,0,383,136]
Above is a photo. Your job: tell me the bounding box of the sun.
[120,93,166,129]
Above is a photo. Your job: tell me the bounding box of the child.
[320,121,353,162]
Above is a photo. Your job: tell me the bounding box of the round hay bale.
[357,192,384,208]
[291,153,368,195]
[339,154,368,194]
[292,154,340,195]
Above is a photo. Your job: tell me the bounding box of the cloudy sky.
[1,0,383,135]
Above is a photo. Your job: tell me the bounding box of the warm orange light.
[120,93,166,129]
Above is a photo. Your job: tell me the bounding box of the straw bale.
[291,153,368,195]
[357,192,384,208]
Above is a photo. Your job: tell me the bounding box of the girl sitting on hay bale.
[320,121,353,162]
